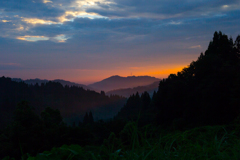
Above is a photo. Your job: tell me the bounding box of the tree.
[141,91,151,109]
[101,91,105,96]
[234,35,240,56]
[10,101,44,158]
[13,101,41,128]
[154,31,240,128]
[41,107,63,128]
[83,112,89,124]
[88,111,94,123]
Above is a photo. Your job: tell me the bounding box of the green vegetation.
[3,121,240,160]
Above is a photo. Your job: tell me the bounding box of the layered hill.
[0,77,126,127]
[106,81,159,97]
[88,75,160,92]
[11,78,93,91]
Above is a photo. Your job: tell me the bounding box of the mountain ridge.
[106,81,160,98]
[88,75,160,92]
[11,78,93,91]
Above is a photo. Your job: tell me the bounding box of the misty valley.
[1,32,240,159]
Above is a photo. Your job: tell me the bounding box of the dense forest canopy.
[115,31,240,129]
[155,31,240,128]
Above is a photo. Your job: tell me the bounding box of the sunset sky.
[0,0,240,84]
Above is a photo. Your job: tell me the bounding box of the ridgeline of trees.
[155,31,240,129]
[115,91,154,124]
[115,31,240,129]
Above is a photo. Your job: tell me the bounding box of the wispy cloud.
[189,45,201,49]
[0,63,21,66]
[16,35,49,42]
[52,34,70,42]
[43,0,53,4]
[22,18,60,25]
[1,20,11,22]
[168,21,182,25]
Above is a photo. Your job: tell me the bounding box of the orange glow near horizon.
[75,65,187,84]
[131,67,186,77]
[1,65,187,85]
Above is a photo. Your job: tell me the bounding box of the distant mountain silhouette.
[106,81,159,97]
[88,75,160,92]
[11,78,93,91]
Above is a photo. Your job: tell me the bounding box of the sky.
[0,0,240,84]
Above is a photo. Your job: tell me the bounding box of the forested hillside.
[155,31,240,128]
[116,31,240,129]
[0,78,126,127]
[106,81,159,97]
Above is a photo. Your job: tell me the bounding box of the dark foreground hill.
[115,31,240,129]
[88,75,160,92]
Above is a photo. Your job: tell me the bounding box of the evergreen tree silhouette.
[141,91,151,109]
[101,91,105,96]
[154,31,240,128]
[83,112,89,124]
[41,107,62,128]
[88,111,94,123]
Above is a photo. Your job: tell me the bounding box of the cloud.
[189,45,202,49]
[22,18,60,25]
[16,35,49,42]
[168,21,183,25]
[52,34,70,42]
[0,0,240,82]
[0,0,65,18]
[0,63,21,66]
[58,11,107,22]
[86,0,240,19]
[0,62,22,70]
[1,20,11,22]
[43,0,53,3]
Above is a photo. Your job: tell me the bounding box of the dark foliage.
[115,32,240,129]
[155,31,240,129]
[115,91,156,126]
[0,101,127,159]
[83,111,94,124]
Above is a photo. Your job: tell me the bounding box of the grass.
[3,122,240,160]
